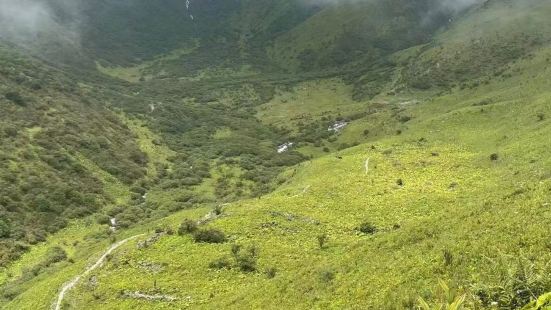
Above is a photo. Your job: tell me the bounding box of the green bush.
[0,219,10,238]
[44,246,68,265]
[178,219,198,235]
[5,92,25,106]
[209,257,232,269]
[265,267,277,279]
[317,233,329,249]
[358,222,378,235]
[236,255,257,273]
[193,228,227,244]
[320,269,335,283]
[230,244,259,273]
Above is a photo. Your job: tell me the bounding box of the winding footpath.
[53,234,145,310]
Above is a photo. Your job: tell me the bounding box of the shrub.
[443,249,453,266]
[490,153,499,161]
[472,256,551,309]
[418,281,465,310]
[213,205,223,216]
[95,214,110,225]
[193,228,227,244]
[3,126,18,138]
[231,244,242,257]
[358,222,378,235]
[209,257,232,269]
[0,283,22,300]
[5,92,25,106]
[45,246,67,265]
[317,233,329,249]
[398,115,412,123]
[320,269,335,282]
[0,219,10,238]
[236,255,257,272]
[231,244,258,273]
[265,267,277,279]
[178,219,198,235]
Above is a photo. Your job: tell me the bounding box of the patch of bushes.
[193,228,227,244]
[178,219,198,235]
[5,92,26,106]
[208,257,232,269]
[209,244,259,273]
[265,267,277,279]
[17,246,67,282]
[317,233,329,249]
[320,268,336,283]
[443,249,453,266]
[472,256,551,309]
[358,222,378,235]
[398,115,412,123]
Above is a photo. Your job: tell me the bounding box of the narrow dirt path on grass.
[53,234,145,310]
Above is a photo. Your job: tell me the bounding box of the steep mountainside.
[0,46,148,265]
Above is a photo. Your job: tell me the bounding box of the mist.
[0,0,81,53]
[0,0,51,34]
[300,0,484,13]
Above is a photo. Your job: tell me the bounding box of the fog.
[0,0,80,49]
[300,0,483,13]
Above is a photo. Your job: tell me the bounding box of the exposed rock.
[277,142,294,153]
[328,121,348,132]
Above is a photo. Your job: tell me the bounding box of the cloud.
[0,0,53,37]
[0,0,81,52]
[440,0,483,12]
[299,0,483,12]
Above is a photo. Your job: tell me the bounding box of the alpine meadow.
[0,0,550,309]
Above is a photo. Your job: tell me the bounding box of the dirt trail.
[53,234,145,310]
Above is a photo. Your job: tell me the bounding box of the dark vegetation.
[177,220,227,244]
[178,219,198,236]
[209,244,259,273]
[192,228,227,244]
[358,222,378,235]
[0,48,148,266]
[0,44,308,267]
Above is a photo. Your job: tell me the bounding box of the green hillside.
[1,0,551,309]
[25,38,550,310]
[0,46,148,266]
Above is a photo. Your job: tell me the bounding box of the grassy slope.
[267,0,448,73]
[257,79,365,132]
[403,0,551,89]
[7,41,548,309]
